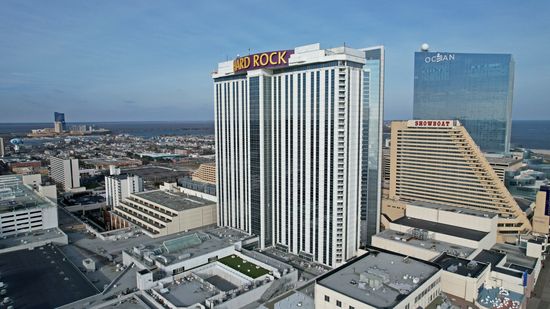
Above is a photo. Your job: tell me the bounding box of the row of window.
[324,295,354,309]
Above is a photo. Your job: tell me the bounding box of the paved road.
[528,256,550,309]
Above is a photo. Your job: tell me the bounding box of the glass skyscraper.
[413,51,514,153]
[360,47,384,245]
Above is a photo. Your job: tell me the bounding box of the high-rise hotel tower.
[413,50,514,153]
[389,120,531,240]
[213,44,384,267]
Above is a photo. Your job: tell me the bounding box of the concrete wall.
[440,267,489,302]
[178,187,216,202]
[487,270,525,294]
[406,203,497,233]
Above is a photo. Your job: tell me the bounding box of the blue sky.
[1,0,549,122]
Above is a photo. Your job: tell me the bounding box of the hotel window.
[349,306,355,309]
[336,300,342,307]
[325,295,330,302]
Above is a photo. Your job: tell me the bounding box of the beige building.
[113,188,217,237]
[532,186,549,235]
[315,247,442,309]
[192,163,216,184]
[485,155,523,183]
[388,120,531,240]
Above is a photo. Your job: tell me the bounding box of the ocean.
[0,121,214,138]
[0,120,548,149]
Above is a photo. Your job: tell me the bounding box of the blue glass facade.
[54,111,66,131]
[360,47,384,245]
[413,52,514,153]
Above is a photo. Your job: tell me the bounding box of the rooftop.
[260,290,315,309]
[393,216,489,241]
[485,155,522,166]
[433,253,489,278]
[316,247,440,308]
[407,200,498,219]
[132,189,213,211]
[126,231,232,267]
[477,287,523,309]
[473,249,506,270]
[0,227,66,250]
[162,279,218,307]
[492,243,538,274]
[0,175,55,214]
[0,244,99,308]
[374,229,475,259]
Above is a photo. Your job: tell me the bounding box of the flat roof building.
[123,231,298,309]
[0,244,98,308]
[113,187,217,237]
[485,154,523,183]
[315,247,441,309]
[373,201,498,261]
[388,120,531,240]
[0,175,64,242]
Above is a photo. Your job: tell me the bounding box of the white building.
[105,173,143,207]
[49,156,81,191]
[315,247,442,309]
[0,174,67,252]
[213,43,384,267]
[123,231,298,309]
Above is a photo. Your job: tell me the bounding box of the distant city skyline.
[1,1,549,122]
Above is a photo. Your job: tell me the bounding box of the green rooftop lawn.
[218,255,270,279]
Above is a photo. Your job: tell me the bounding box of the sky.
[0,0,549,122]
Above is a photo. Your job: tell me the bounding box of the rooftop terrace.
[317,247,440,308]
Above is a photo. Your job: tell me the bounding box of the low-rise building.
[123,231,297,309]
[315,247,442,309]
[373,201,498,261]
[113,187,217,237]
[485,154,524,183]
[0,174,67,252]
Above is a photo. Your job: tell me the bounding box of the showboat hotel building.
[212,43,385,268]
